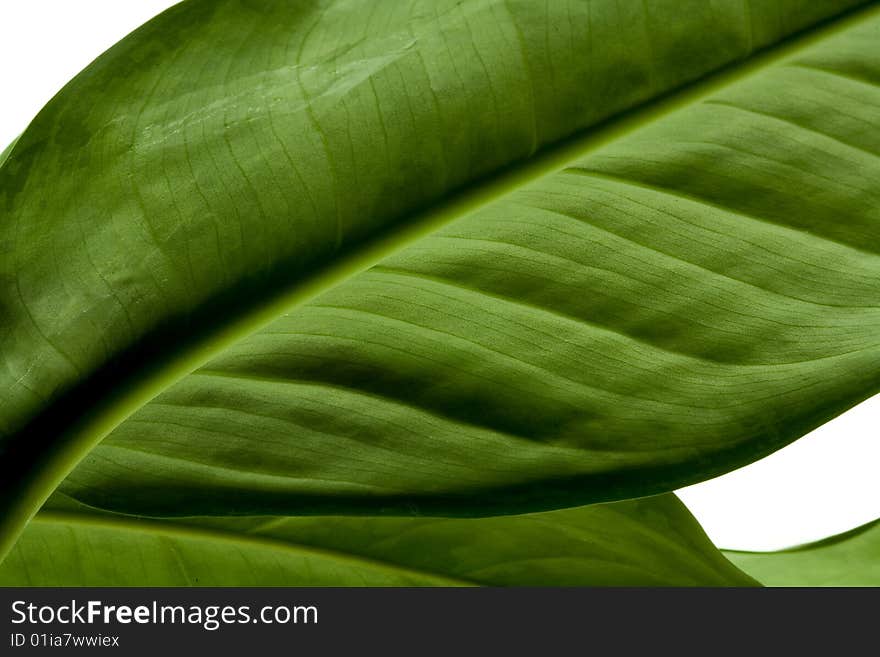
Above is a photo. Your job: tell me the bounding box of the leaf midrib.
[4,2,878,562]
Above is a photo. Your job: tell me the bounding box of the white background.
[1,1,877,551]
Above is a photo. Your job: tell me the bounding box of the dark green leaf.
[0,135,19,168]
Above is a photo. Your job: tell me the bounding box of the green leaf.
[2,0,879,561]
[0,135,19,168]
[725,518,880,586]
[0,493,755,586]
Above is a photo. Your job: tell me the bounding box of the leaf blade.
[725,518,880,586]
[0,494,756,586]
[2,0,879,557]
[57,4,880,519]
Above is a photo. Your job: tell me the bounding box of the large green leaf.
[0,135,18,168]
[2,0,879,562]
[0,493,755,586]
[725,518,880,586]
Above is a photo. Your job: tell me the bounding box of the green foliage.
[0,494,755,586]
[727,518,880,586]
[1,0,877,584]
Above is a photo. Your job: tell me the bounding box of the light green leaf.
[2,0,879,562]
[725,518,880,586]
[0,494,755,586]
